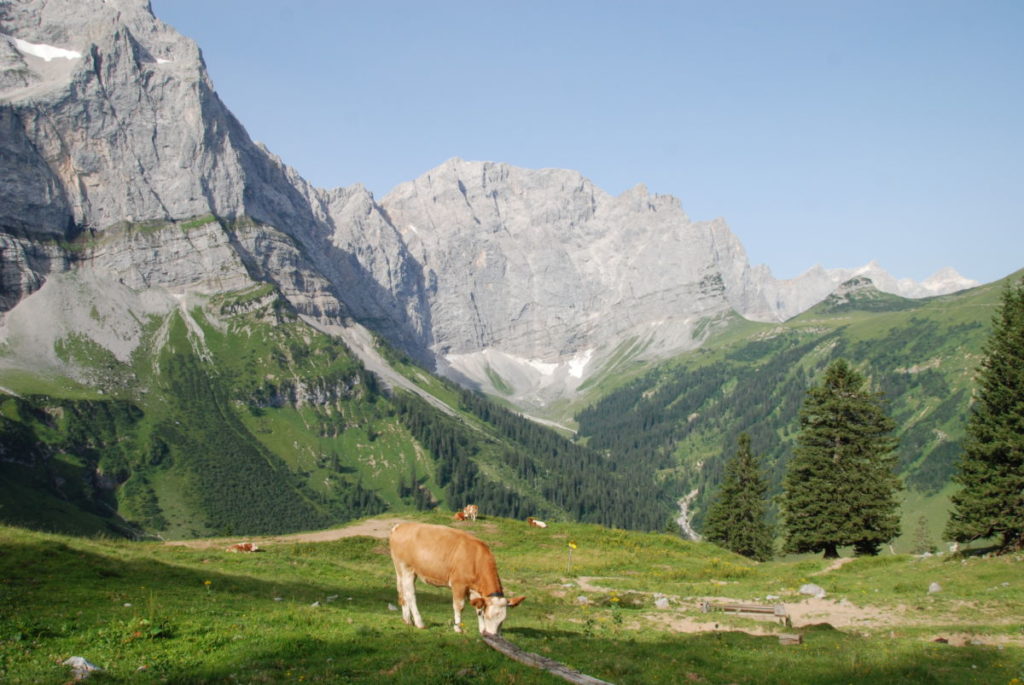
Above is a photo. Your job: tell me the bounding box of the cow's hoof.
[453,624,463,633]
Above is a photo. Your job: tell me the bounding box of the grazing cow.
[388,522,525,635]
[526,517,548,528]
[453,511,467,521]
[462,504,479,521]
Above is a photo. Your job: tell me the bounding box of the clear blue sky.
[150,0,1022,284]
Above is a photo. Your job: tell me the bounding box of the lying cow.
[453,511,467,521]
[526,517,547,528]
[226,542,260,553]
[388,522,524,635]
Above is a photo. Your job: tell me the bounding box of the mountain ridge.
[0,0,1012,544]
[0,0,983,408]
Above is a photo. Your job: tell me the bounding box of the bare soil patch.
[810,557,857,575]
[163,517,407,550]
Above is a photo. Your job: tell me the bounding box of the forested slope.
[0,285,671,538]
[575,274,1013,534]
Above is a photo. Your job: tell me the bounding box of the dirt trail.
[163,517,406,549]
[811,556,857,575]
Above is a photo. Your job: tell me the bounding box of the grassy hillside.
[1,516,1021,683]
[575,271,1024,549]
[0,280,668,539]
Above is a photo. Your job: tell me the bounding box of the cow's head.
[471,593,525,635]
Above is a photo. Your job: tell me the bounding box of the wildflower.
[568,541,578,550]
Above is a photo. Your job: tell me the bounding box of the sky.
[150,0,1023,284]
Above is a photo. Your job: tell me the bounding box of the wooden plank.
[701,601,788,617]
[481,634,615,685]
[720,604,776,614]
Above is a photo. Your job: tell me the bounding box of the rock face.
[0,0,980,406]
[381,159,751,358]
[0,0,428,357]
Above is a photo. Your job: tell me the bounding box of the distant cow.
[526,517,547,528]
[226,542,260,553]
[453,511,467,521]
[462,504,479,521]
[388,522,525,635]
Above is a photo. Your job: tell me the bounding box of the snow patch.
[568,349,593,378]
[10,36,82,61]
[442,346,603,409]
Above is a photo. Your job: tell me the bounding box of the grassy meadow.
[2,513,1022,684]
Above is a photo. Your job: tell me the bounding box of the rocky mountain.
[0,0,428,358]
[0,0,980,410]
[378,159,977,404]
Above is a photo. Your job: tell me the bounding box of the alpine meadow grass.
[2,514,1022,683]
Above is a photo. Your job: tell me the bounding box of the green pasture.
[2,514,1021,684]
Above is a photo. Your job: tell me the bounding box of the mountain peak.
[0,0,995,410]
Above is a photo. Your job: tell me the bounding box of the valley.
[0,0,1020,557]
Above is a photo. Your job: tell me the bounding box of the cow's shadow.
[502,626,578,639]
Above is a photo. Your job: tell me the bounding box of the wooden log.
[704,602,788,617]
[481,634,614,685]
[719,603,776,614]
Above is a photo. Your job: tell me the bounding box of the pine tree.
[945,276,1024,552]
[911,515,936,555]
[781,359,901,558]
[702,433,775,561]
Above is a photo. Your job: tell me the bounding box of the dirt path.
[811,556,857,575]
[163,517,406,549]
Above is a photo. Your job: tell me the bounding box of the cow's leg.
[451,584,468,633]
[393,562,425,628]
[392,560,411,625]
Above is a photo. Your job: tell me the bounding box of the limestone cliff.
[0,0,979,408]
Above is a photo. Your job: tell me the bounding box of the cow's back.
[389,522,488,588]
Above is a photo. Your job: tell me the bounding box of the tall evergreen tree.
[702,433,774,561]
[946,276,1024,552]
[781,359,901,558]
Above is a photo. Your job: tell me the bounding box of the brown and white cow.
[388,522,524,635]
[526,517,548,528]
[226,542,260,553]
[462,504,479,521]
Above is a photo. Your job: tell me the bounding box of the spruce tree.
[781,359,901,558]
[946,276,1024,552]
[702,433,774,561]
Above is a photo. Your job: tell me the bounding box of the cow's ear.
[470,597,487,610]
[507,596,526,608]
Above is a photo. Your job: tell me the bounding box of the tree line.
[392,386,671,531]
[704,277,1024,559]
